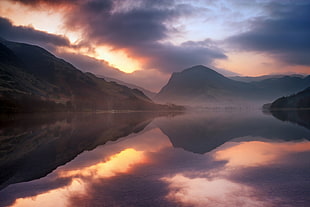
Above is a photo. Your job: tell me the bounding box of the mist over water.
[0,110,309,207]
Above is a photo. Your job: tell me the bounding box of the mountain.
[270,87,310,109]
[103,76,156,99]
[0,39,178,112]
[155,65,253,106]
[230,74,305,82]
[0,42,58,98]
[250,76,310,98]
[155,65,310,106]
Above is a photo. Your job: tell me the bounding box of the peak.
[181,65,217,73]
[177,65,223,78]
[185,65,211,71]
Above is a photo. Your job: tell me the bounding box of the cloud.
[226,1,310,66]
[8,0,76,6]
[138,41,227,73]
[0,17,70,49]
[59,0,227,73]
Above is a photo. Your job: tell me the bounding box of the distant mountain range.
[103,76,156,99]
[230,74,305,82]
[155,65,310,106]
[0,39,178,112]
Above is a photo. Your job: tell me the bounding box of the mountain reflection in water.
[0,110,309,207]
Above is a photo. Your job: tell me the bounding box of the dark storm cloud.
[9,0,77,6]
[61,0,227,72]
[139,41,226,73]
[63,0,177,46]
[0,17,70,48]
[227,1,310,66]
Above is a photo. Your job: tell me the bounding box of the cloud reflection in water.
[215,140,310,167]
[162,175,269,207]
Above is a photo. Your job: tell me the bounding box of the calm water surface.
[0,110,309,207]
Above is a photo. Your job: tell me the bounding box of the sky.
[0,0,309,91]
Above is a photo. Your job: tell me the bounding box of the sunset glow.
[94,47,143,73]
[0,1,65,37]
[216,52,310,76]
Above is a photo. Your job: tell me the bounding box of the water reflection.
[162,174,268,207]
[155,110,310,154]
[0,112,159,191]
[0,110,309,207]
[270,109,310,130]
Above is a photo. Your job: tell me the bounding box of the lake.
[0,110,309,207]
